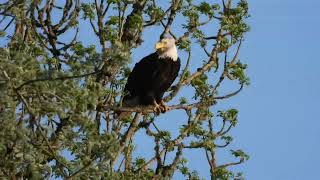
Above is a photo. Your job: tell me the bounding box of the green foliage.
[191,73,212,101]
[179,97,188,104]
[228,61,250,85]
[218,109,238,126]
[182,5,200,29]
[126,14,143,29]
[145,5,165,25]
[107,16,119,26]
[81,3,96,20]
[221,0,250,43]
[231,149,250,162]
[178,158,201,180]
[221,135,233,144]
[196,2,214,17]
[177,37,191,51]
[213,168,236,180]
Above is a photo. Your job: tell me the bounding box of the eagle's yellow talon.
[153,106,161,115]
[159,100,170,113]
[153,101,161,115]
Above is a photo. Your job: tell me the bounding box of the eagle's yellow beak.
[155,42,165,50]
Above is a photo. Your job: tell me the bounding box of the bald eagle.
[121,38,180,116]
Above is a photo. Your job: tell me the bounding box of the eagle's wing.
[154,58,181,100]
[124,53,159,98]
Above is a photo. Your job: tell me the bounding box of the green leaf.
[196,2,213,16]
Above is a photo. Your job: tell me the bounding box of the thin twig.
[66,156,96,179]
[214,84,244,100]
[160,0,181,39]
[111,113,141,167]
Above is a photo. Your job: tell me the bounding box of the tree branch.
[160,0,181,39]
[214,84,244,100]
[111,113,141,168]
[104,101,214,114]
[15,70,100,90]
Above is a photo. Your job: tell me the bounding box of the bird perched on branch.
[118,37,180,118]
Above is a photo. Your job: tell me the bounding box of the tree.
[0,0,250,179]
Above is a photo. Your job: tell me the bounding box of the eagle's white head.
[155,38,178,61]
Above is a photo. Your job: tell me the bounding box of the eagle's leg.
[153,100,161,115]
[159,100,170,113]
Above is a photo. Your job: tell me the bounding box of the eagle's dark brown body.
[123,52,180,107]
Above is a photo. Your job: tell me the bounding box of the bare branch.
[160,0,181,39]
[1,16,14,31]
[229,39,243,66]
[102,2,111,16]
[111,113,141,167]
[214,84,244,100]
[216,160,242,169]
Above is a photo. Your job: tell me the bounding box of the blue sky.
[225,0,320,179]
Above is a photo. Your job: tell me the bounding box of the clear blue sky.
[238,0,320,179]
